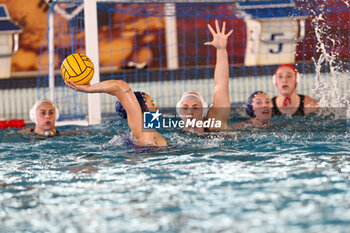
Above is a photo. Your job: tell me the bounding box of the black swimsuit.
[30,128,60,136]
[272,94,305,116]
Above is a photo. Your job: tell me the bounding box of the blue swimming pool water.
[1,116,350,233]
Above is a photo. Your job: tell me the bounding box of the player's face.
[275,67,297,96]
[253,93,272,123]
[144,94,158,112]
[36,103,56,131]
[179,99,203,122]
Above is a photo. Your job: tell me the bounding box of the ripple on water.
[0,119,350,232]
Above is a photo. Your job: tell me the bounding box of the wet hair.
[115,91,149,119]
[245,91,265,118]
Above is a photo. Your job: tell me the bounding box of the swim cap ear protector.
[29,99,60,124]
[176,90,208,119]
[272,64,301,85]
[245,91,264,118]
[115,91,149,119]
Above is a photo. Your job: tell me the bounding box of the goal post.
[49,0,102,125]
[84,0,101,125]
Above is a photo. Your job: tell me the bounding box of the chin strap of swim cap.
[176,90,208,119]
[44,130,54,136]
[283,96,292,107]
[115,92,149,119]
[245,91,263,118]
[29,99,60,124]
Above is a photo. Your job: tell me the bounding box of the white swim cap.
[176,90,208,119]
[29,99,60,124]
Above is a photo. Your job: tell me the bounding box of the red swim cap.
[275,64,298,80]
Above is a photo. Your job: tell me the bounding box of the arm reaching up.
[204,20,233,130]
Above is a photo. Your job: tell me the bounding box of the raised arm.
[66,80,143,138]
[204,20,233,129]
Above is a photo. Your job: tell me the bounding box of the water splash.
[309,1,349,118]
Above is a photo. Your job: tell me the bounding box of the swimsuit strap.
[293,94,305,116]
[271,96,282,116]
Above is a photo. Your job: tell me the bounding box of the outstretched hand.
[204,19,233,49]
[65,80,93,93]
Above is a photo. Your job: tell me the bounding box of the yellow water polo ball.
[61,53,94,85]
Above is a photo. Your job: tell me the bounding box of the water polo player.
[177,19,233,133]
[272,64,319,116]
[19,99,60,136]
[231,91,272,129]
[65,80,167,147]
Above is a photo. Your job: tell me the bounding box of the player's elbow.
[107,80,130,95]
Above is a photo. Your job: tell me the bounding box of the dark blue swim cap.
[115,92,148,119]
[245,91,264,118]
